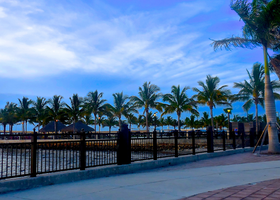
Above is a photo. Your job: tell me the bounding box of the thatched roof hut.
[61,121,95,132]
[39,121,66,132]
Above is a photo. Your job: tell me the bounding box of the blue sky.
[0,0,279,130]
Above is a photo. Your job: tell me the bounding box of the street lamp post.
[153,113,157,132]
[227,109,231,131]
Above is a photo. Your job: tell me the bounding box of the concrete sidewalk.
[0,152,280,200]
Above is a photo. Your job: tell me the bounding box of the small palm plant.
[126,113,137,131]
[162,85,198,131]
[193,75,231,130]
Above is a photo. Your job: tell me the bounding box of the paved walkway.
[0,152,280,200]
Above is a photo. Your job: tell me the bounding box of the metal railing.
[0,128,261,180]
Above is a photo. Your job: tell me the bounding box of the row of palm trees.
[1,63,279,135]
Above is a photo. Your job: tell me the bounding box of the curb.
[0,146,266,194]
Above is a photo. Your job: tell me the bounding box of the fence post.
[192,131,195,155]
[249,128,255,147]
[241,131,245,148]
[223,130,226,151]
[153,130,157,160]
[117,124,131,165]
[174,130,178,157]
[207,126,214,153]
[80,129,86,170]
[31,130,37,177]
[232,131,236,149]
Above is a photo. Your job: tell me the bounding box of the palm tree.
[64,94,85,134]
[0,107,8,134]
[18,97,32,133]
[193,75,231,130]
[215,114,228,130]
[184,115,196,130]
[5,102,19,134]
[165,116,173,130]
[31,97,48,132]
[136,115,145,131]
[234,63,280,133]
[158,117,166,131]
[103,116,118,133]
[82,113,94,126]
[108,92,138,129]
[126,113,137,131]
[85,90,108,133]
[130,82,162,132]
[200,112,211,128]
[211,0,280,152]
[96,114,105,133]
[162,85,198,131]
[46,95,66,134]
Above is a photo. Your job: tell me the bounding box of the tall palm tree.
[234,63,280,133]
[108,92,138,129]
[0,107,8,134]
[162,85,198,131]
[64,94,85,134]
[46,95,66,134]
[130,82,162,132]
[18,97,32,133]
[211,0,280,152]
[193,75,231,130]
[31,97,48,132]
[85,90,108,133]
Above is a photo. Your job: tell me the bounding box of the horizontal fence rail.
[0,127,269,180]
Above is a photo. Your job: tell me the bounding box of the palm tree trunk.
[10,124,13,135]
[177,112,181,132]
[263,45,280,153]
[145,110,149,132]
[210,106,214,131]
[3,124,6,134]
[22,121,24,134]
[255,102,259,134]
[130,123,131,131]
[73,120,75,139]
[55,120,57,134]
[118,117,121,131]
[25,120,27,133]
[94,114,97,133]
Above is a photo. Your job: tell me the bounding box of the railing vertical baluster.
[80,129,86,170]
[232,131,236,149]
[174,130,178,157]
[241,131,245,148]
[31,131,37,177]
[192,131,195,155]
[153,130,157,160]
[223,131,226,151]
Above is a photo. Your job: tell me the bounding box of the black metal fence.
[0,128,261,180]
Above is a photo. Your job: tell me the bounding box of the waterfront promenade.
[1,152,280,200]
